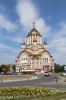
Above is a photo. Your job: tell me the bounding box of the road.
[0,74,66,88]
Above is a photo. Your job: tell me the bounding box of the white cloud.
[0,14,17,32]
[36,18,51,35]
[16,0,51,36]
[47,15,53,19]
[0,53,16,64]
[0,43,21,64]
[0,43,20,53]
[48,22,66,64]
[4,35,26,43]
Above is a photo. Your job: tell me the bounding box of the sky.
[0,0,66,65]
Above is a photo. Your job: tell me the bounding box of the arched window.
[21,55,28,63]
[47,58,48,63]
[45,58,46,63]
[43,55,49,63]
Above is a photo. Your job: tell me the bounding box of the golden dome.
[22,40,25,45]
[44,38,47,45]
[27,22,42,37]
[27,28,42,37]
[44,41,47,45]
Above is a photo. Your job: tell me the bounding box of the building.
[16,22,54,74]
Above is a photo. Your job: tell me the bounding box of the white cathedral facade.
[16,22,54,74]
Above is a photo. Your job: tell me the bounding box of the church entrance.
[43,65,50,72]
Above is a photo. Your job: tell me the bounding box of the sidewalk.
[0,75,38,83]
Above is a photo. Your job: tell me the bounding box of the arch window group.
[43,58,49,63]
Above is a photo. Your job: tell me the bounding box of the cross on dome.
[32,21,36,28]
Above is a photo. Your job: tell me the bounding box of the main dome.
[27,28,42,37]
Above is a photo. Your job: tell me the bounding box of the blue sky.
[0,0,66,65]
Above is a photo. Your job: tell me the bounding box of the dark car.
[3,72,12,75]
[44,72,49,76]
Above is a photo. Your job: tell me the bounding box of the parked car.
[3,72,12,75]
[12,72,17,75]
[61,72,66,76]
[44,72,49,76]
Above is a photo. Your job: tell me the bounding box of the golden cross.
[32,21,36,28]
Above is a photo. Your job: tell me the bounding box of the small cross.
[32,21,36,28]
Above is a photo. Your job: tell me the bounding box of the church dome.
[44,38,47,45]
[44,41,47,45]
[27,28,42,37]
[22,40,25,45]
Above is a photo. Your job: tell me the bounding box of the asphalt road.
[0,74,66,89]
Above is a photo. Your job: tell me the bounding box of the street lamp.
[54,76,58,89]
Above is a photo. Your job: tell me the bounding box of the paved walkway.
[0,75,38,83]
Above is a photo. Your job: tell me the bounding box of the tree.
[60,64,66,72]
[12,64,16,71]
[54,63,61,73]
[0,64,10,73]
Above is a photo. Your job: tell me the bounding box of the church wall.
[41,52,52,71]
[31,58,43,70]
[16,52,30,71]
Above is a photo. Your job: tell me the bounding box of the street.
[0,74,66,88]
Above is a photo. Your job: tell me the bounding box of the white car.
[44,72,49,76]
[61,72,66,76]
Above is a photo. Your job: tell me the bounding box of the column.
[32,36,33,44]
[40,37,42,45]
[27,37,28,45]
[39,37,40,44]
[30,36,31,44]
[37,36,38,44]
[28,37,29,45]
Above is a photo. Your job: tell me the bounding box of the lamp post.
[54,76,58,89]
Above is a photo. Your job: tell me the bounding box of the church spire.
[32,21,36,28]
[44,38,47,50]
[44,38,47,45]
[22,38,25,45]
[21,38,25,49]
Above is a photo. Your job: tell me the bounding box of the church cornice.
[17,50,53,60]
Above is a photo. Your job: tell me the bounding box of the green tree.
[60,64,66,72]
[54,63,61,73]
[12,64,16,71]
[0,64,10,73]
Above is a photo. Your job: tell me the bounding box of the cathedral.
[16,22,54,74]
